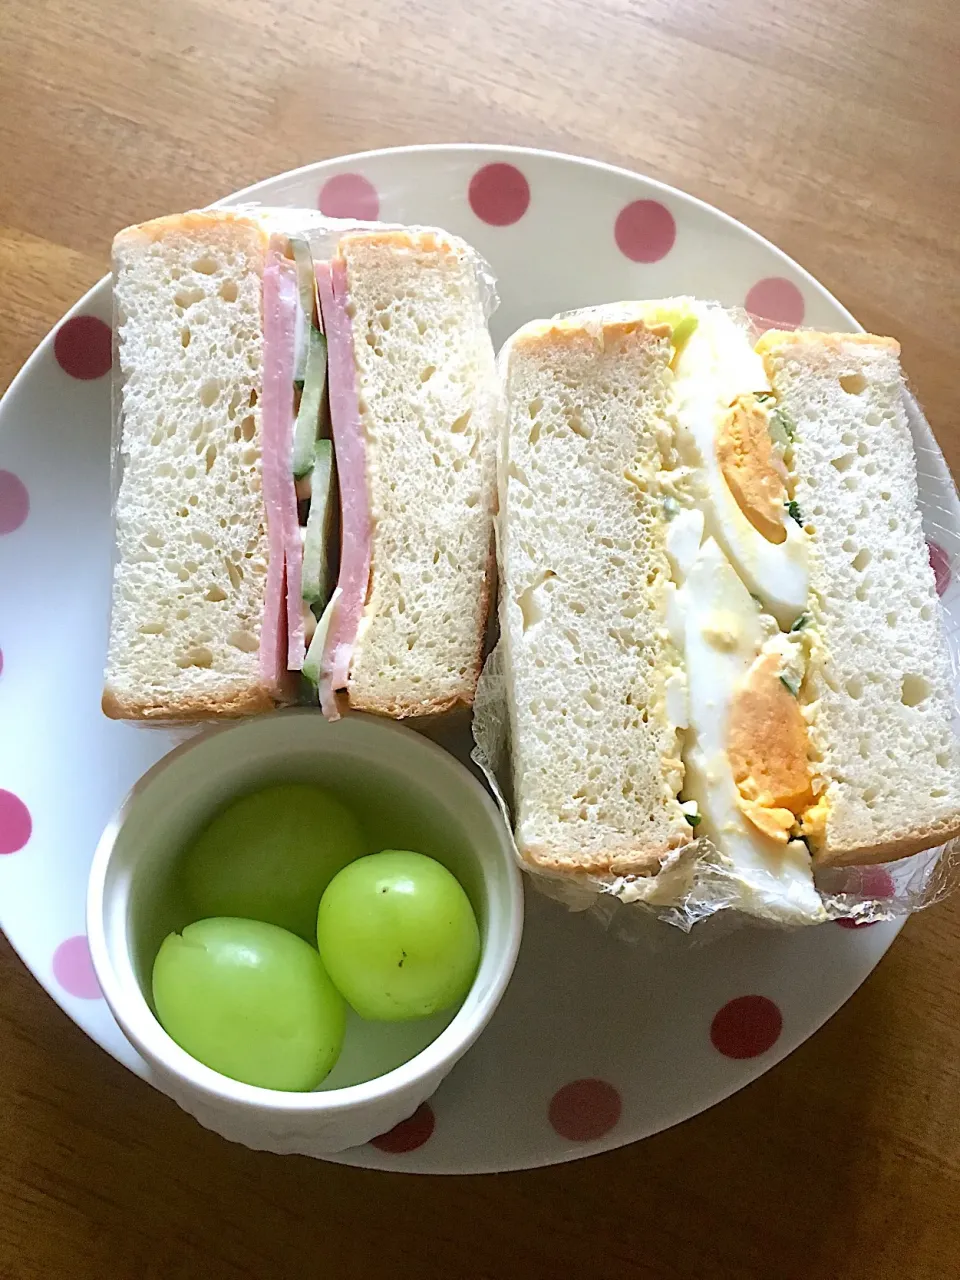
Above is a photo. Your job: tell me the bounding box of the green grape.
[317,850,480,1022]
[152,917,345,1091]
[181,784,365,941]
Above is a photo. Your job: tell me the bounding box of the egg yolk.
[801,795,829,847]
[716,395,788,545]
[727,651,814,843]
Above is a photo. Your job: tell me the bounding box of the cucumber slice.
[301,440,336,606]
[290,236,318,384]
[302,587,342,691]
[292,326,328,478]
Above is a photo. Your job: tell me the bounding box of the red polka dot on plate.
[370,1102,435,1153]
[0,789,31,854]
[54,315,112,381]
[710,995,782,1059]
[0,470,29,535]
[548,1078,622,1142]
[745,278,805,331]
[318,173,380,221]
[468,163,530,227]
[52,935,101,1000]
[614,200,676,264]
[928,540,951,596]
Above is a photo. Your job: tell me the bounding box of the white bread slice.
[759,331,960,865]
[340,230,498,717]
[499,310,692,876]
[104,212,276,719]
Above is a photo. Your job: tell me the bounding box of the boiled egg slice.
[672,306,808,629]
[678,537,825,924]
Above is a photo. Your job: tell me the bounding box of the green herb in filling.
[769,406,796,442]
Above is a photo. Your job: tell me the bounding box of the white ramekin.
[87,710,523,1155]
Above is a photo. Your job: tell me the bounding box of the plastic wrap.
[471,319,960,935]
[106,205,500,729]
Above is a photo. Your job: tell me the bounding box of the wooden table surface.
[2,0,959,1276]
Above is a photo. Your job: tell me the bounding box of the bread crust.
[756,329,900,357]
[509,316,670,358]
[102,683,280,722]
[519,834,689,878]
[337,228,452,258]
[814,815,960,869]
[113,210,269,252]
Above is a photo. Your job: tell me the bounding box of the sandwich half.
[313,230,498,719]
[104,210,497,721]
[758,329,960,866]
[496,308,692,879]
[497,300,960,923]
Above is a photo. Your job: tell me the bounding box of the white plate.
[0,145,914,1173]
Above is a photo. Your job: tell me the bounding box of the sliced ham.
[258,254,295,691]
[315,257,371,720]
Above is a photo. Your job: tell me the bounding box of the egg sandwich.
[103,209,498,722]
[496,300,960,923]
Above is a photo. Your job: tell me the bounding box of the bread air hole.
[218,279,238,303]
[846,676,863,700]
[205,444,218,473]
[200,380,220,408]
[181,326,191,348]
[227,630,258,653]
[567,409,590,440]
[840,373,868,395]
[205,585,227,602]
[176,646,213,668]
[852,548,871,572]
[832,454,854,473]
[192,256,218,275]
[901,674,929,707]
[174,286,204,308]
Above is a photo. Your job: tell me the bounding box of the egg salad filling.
[647,301,826,923]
